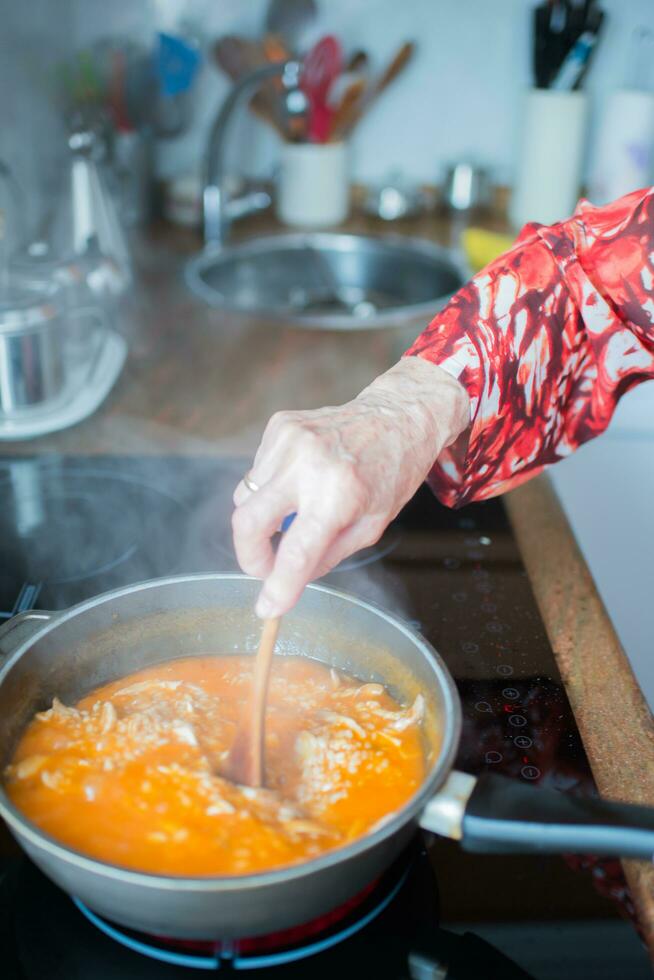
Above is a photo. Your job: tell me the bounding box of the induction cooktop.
[0,456,649,979]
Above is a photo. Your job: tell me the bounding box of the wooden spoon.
[346,49,368,73]
[222,617,280,787]
[264,0,317,52]
[262,32,292,70]
[328,77,366,142]
[334,41,415,139]
[213,35,285,136]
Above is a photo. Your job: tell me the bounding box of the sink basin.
[185,233,466,330]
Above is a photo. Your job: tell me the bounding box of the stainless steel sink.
[185,233,466,330]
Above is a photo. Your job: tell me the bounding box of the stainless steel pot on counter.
[1,574,653,940]
[0,279,67,414]
[0,275,109,417]
[441,161,492,213]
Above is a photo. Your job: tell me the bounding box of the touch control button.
[486,622,504,634]
[485,751,503,764]
[502,687,519,700]
[508,714,527,727]
[514,735,533,749]
[475,701,492,714]
[521,765,541,780]
[496,664,514,677]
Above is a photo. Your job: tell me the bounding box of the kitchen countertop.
[3,203,512,458]
[3,205,654,956]
[507,479,654,957]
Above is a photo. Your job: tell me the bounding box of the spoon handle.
[223,520,291,787]
[248,616,280,785]
[280,512,296,532]
[223,616,280,787]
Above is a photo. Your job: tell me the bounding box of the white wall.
[549,381,654,711]
[0,0,75,239]
[73,0,654,185]
[3,1,652,206]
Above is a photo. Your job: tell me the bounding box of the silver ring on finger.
[243,472,260,493]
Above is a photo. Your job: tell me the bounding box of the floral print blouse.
[405,186,654,507]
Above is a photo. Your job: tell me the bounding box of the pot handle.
[0,611,54,661]
[420,770,654,860]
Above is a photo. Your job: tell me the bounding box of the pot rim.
[0,573,462,891]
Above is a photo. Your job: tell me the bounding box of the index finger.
[255,510,346,619]
[232,483,294,580]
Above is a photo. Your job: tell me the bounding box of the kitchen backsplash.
[70,0,654,187]
[0,0,75,241]
[2,0,653,216]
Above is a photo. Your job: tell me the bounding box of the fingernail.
[256,594,278,619]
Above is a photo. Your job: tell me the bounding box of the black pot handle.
[420,770,654,860]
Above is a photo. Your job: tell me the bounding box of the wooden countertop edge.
[505,474,654,957]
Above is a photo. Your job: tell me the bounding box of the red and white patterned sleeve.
[404,186,654,507]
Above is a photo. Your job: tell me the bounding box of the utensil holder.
[276,142,349,228]
[510,89,588,229]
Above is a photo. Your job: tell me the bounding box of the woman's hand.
[232,356,470,618]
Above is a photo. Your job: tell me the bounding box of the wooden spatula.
[328,77,366,142]
[222,617,280,787]
[332,41,415,140]
[213,35,285,136]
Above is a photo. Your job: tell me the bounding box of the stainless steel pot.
[0,279,65,414]
[442,162,492,213]
[1,574,653,940]
[0,274,111,417]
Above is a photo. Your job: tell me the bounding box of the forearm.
[354,357,471,466]
[405,186,654,507]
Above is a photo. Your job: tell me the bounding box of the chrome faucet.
[203,60,304,248]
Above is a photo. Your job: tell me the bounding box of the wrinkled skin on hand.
[232,357,470,619]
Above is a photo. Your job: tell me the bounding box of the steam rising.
[5,453,410,625]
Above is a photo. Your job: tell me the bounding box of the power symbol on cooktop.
[486,622,504,633]
[485,751,503,764]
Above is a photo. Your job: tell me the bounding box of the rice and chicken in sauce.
[4,656,427,875]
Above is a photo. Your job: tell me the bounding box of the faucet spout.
[203,60,303,248]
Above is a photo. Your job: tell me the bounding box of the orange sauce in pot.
[4,656,426,876]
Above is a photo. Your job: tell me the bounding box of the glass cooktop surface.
[0,456,649,979]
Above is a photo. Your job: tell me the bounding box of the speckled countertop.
[506,479,654,957]
[3,205,653,955]
[6,209,463,459]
